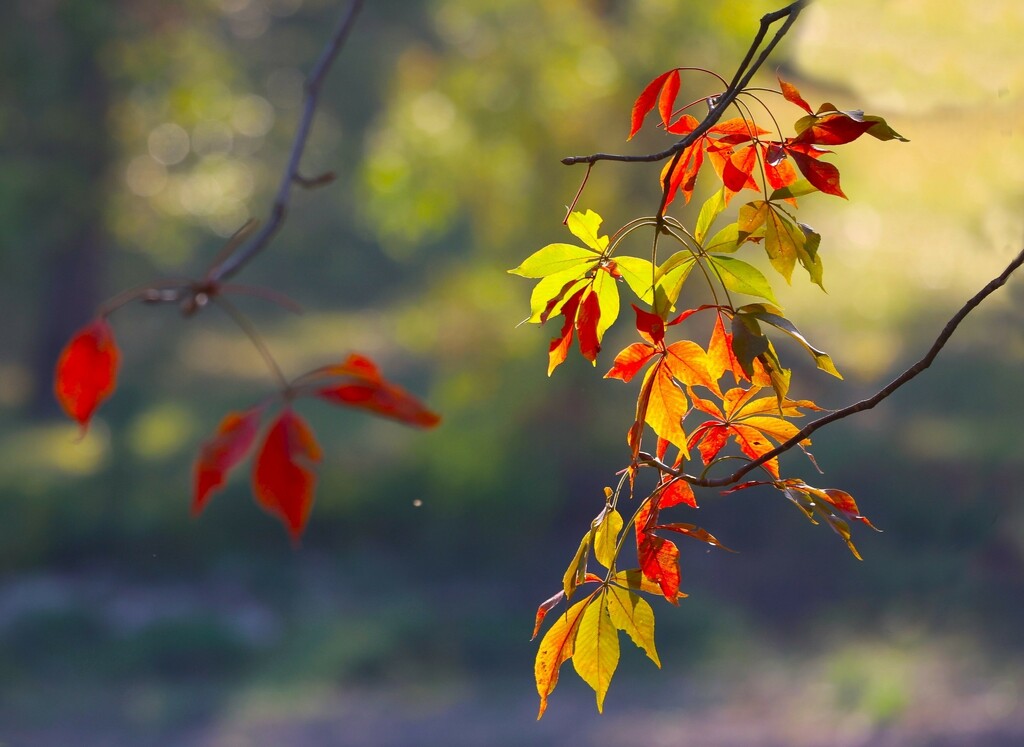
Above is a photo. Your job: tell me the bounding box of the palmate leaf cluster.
[512,73,903,716]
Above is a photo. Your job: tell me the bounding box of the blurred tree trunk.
[1,2,114,417]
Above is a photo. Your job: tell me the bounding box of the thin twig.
[561,0,807,169]
[644,248,1024,487]
[207,0,364,283]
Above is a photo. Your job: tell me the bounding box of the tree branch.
[560,0,808,168]
[651,247,1024,487]
[206,0,364,283]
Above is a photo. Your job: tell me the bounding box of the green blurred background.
[2,0,1023,744]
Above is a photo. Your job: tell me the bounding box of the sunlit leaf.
[594,508,623,569]
[572,589,620,713]
[606,584,660,667]
[536,593,593,719]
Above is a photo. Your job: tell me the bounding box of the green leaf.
[653,251,696,315]
[705,222,742,254]
[572,589,620,713]
[509,243,599,278]
[795,222,824,289]
[566,209,609,253]
[614,255,656,304]
[745,309,842,379]
[730,314,768,378]
[863,115,909,142]
[763,205,801,282]
[594,509,623,570]
[769,179,818,202]
[695,187,727,245]
[606,584,660,667]
[707,255,779,305]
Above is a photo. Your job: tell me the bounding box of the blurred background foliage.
[1,0,1023,744]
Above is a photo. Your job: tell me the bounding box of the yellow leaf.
[566,209,609,253]
[606,583,660,667]
[571,589,620,713]
[594,509,623,570]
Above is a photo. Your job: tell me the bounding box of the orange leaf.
[643,363,690,452]
[659,478,697,509]
[778,76,812,114]
[252,409,322,544]
[54,319,120,431]
[192,408,263,516]
[605,342,656,383]
[637,534,681,603]
[536,593,594,719]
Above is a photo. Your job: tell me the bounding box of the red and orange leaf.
[576,288,602,364]
[54,318,120,431]
[316,358,441,428]
[629,69,678,140]
[687,421,730,464]
[655,522,735,552]
[657,69,681,128]
[660,141,704,207]
[637,534,682,603]
[659,477,697,509]
[547,288,584,375]
[708,313,747,385]
[605,342,656,383]
[821,488,880,530]
[252,409,322,544]
[192,407,263,516]
[536,593,594,719]
[779,76,813,114]
[729,423,780,477]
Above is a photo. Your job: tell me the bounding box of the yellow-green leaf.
[592,267,621,343]
[606,584,660,667]
[738,200,768,235]
[509,243,600,278]
[705,222,741,254]
[566,209,609,254]
[695,187,727,245]
[594,509,623,570]
[571,589,620,713]
[615,255,656,304]
[707,255,779,305]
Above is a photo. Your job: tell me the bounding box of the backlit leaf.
[535,593,593,719]
[606,584,660,667]
[594,508,623,569]
[572,589,620,712]
[707,255,779,304]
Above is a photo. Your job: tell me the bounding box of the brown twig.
[560,0,807,171]
[206,0,364,283]
[642,248,1024,487]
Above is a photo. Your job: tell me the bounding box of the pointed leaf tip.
[252,409,322,544]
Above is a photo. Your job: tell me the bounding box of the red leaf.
[192,408,263,516]
[54,319,120,431]
[637,534,681,603]
[576,289,602,363]
[629,70,677,140]
[778,76,813,114]
[659,478,697,509]
[547,289,585,376]
[788,146,846,198]
[632,304,665,346]
[252,409,322,543]
[658,69,681,128]
[793,113,874,146]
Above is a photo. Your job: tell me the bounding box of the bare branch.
[560,0,807,169]
[650,247,1024,487]
[207,0,364,283]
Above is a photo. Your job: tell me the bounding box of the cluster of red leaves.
[630,71,906,206]
[54,323,439,541]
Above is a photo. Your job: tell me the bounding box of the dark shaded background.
[2,0,1023,744]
